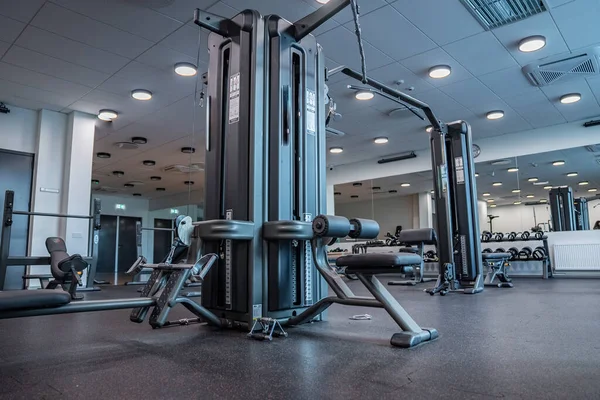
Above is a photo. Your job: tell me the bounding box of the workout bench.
[482,252,513,288]
[388,228,437,286]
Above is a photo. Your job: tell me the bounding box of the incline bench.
[286,215,438,348]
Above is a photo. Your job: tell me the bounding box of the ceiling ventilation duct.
[459,0,546,30]
[163,163,205,174]
[523,47,600,86]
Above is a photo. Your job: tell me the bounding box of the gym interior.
[0,0,599,398]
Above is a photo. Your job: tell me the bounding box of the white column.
[478,200,488,233]
[417,192,433,228]
[326,184,335,215]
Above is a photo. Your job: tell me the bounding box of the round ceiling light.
[588,188,598,192]
[490,204,497,208]
[544,186,552,190]
[131,89,153,101]
[156,188,166,192]
[142,160,156,166]
[355,91,374,101]
[372,186,381,191]
[493,182,502,186]
[552,160,565,166]
[334,191,341,195]
[133,193,142,197]
[174,62,197,77]
[374,137,388,144]
[150,176,162,181]
[124,183,134,188]
[96,152,111,159]
[428,65,452,79]
[486,199,494,203]
[579,181,589,186]
[507,167,519,172]
[566,172,578,177]
[181,147,196,154]
[98,109,118,121]
[131,137,148,144]
[514,201,522,205]
[475,173,479,177]
[528,177,539,182]
[482,193,491,197]
[316,0,330,3]
[540,199,547,203]
[329,147,343,154]
[425,125,433,133]
[560,93,581,104]
[353,182,362,187]
[512,189,521,193]
[526,194,535,198]
[486,110,504,120]
[112,171,124,177]
[401,183,410,187]
[518,35,546,52]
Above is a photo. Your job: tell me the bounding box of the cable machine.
[573,197,590,230]
[549,187,576,231]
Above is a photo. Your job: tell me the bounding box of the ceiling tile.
[222,0,316,22]
[0,62,92,98]
[368,62,434,94]
[551,0,600,50]
[0,41,9,58]
[545,0,576,8]
[31,3,153,59]
[3,46,110,87]
[160,24,209,61]
[390,0,484,46]
[0,15,25,43]
[541,79,600,121]
[135,43,204,73]
[479,66,538,99]
[414,89,474,121]
[492,12,570,66]
[51,0,183,42]
[206,1,239,18]
[0,93,64,112]
[401,47,473,88]
[343,5,436,61]
[440,78,500,110]
[150,0,218,23]
[0,0,45,23]
[502,89,567,128]
[317,26,394,71]
[317,0,388,24]
[443,32,518,76]
[0,78,77,109]
[16,26,130,74]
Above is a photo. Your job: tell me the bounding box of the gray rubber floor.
[0,278,599,400]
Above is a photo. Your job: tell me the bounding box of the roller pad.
[312,215,351,238]
[348,218,380,239]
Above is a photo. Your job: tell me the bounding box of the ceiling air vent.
[523,47,600,87]
[163,163,205,174]
[459,0,546,30]
[584,144,600,152]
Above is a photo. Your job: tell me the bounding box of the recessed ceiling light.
[329,147,343,154]
[514,201,522,205]
[490,204,497,208]
[389,190,398,193]
[526,194,535,198]
[150,176,162,181]
[142,160,156,166]
[316,0,330,3]
[131,137,148,144]
[544,186,552,190]
[91,179,99,185]
[507,167,519,172]
[552,160,565,166]
[486,110,504,120]
[334,192,341,195]
[512,189,521,193]
[401,183,410,187]
[372,186,381,190]
[540,199,547,203]
[98,109,118,121]
[184,181,195,185]
[428,65,452,79]
[486,199,494,203]
[133,193,142,197]
[425,125,433,133]
[174,62,197,77]
[353,182,362,187]
[493,182,502,186]
[156,188,166,192]
[112,171,124,177]
[131,89,152,101]
[374,137,388,144]
[560,93,581,104]
[96,152,111,159]
[483,193,491,197]
[579,181,589,186]
[475,173,479,177]
[181,147,196,154]
[518,35,546,52]
[430,190,435,194]
[588,188,598,192]
[528,177,538,182]
[355,91,374,101]
[124,183,134,188]
[351,195,359,198]
[566,172,578,177]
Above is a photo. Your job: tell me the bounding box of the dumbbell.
[532,246,547,260]
[507,232,517,241]
[482,248,493,253]
[534,231,545,240]
[494,247,506,253]
[508,247,519,261]
[494,232,504,241]
[481,231,492,242]
[518,246,532,260]
[520,231,530,240]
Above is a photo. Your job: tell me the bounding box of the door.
[153,218,173,263]
[96,215,117,285]
[117,216,141,284]
[0,149,34,290]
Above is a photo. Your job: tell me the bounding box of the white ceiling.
[335,145,600,206]
[0,0,599,201]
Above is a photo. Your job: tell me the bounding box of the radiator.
[553,244,600,271]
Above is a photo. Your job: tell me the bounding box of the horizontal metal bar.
[6,256,92,266]
[13,210,93,219]
[140,227,174,232]
[0,298,156,319]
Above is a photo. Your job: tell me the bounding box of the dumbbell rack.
[482,237,552,279]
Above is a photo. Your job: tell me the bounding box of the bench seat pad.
[0,290,71,311]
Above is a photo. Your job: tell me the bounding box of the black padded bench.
[0,290,71,312]
[336,253,422,274]
[482,252,513,288]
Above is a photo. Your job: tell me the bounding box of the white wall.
[589,199,600,228]
[485,203,552,233]
[0,105,38,154]
[149,189,203,211]
[335,195,414,238]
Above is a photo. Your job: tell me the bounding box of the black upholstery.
[336,253,422,268]
[398,246,418,253]
[45,237,87,281]
[482,252,511,260]
[0,290,71,311]
[162,242,189,264]
[398,228,437,245]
